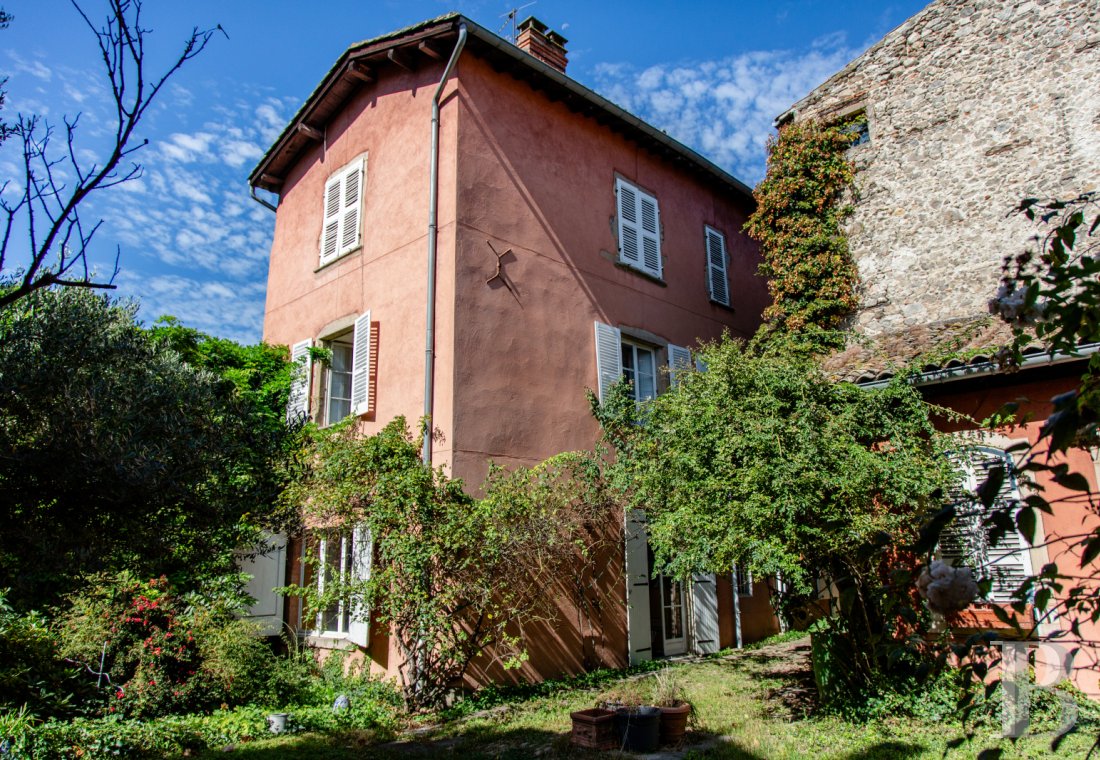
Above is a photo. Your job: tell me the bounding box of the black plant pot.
[613,706,661,752]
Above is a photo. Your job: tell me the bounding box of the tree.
[593,334,955,699]
[0,0,221,309]
[0,9,12,147]
[0,289,296,608]
[283,418,619,710]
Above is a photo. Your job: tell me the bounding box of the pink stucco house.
[246,13,777,684]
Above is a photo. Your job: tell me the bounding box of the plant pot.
[569,707,617,750]
[659,702,691,745]
[267,712,289,734]
[613,706,661,752]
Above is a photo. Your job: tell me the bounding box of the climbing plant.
[745,117,862,345]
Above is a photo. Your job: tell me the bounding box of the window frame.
[319,156,365,267]
[615,177,662,280]
[322,335,354,426]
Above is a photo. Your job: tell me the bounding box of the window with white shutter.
[321,311,373,424]
[704,225,730,306]
[941,447,1034,603]
[615,178,662,279]
[307,526,371,642]
[287,339,312,423]
[319,157,365,266]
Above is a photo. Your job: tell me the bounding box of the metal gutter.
[856,343,1100,390]
[422,22,467,465]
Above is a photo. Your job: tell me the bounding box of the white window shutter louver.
[594,321,623,403]
[616,178,661,279]
[347,525,372,648]
[320,158,364,265]
[287,339,312,423]
[340,162,363,256]
[350,310,372,416]
[320,175,342,265]
[668,344,692,388]
[705,226,729,305]
[639,193,661,277]
[691,573,719,654]
[625,509,652,664]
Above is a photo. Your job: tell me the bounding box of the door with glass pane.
[659,574,687,655]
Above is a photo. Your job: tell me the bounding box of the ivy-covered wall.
[780,0,1100,339]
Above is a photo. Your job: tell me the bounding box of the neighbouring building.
[780,0,1100,695]
[244,14,778,686]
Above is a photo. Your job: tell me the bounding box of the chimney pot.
[515,15,568,74]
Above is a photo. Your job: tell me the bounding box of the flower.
[917,560,979,614]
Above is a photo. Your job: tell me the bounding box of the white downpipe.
[423,23,468,465]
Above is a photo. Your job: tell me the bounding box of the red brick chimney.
[515,16,568,74]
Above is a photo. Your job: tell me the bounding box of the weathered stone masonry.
[782,0,1100,338]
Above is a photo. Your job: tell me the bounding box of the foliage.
[745,117,861,344]
[0,0,221,309]
[56,573,276,718]
[593,333,955,697]
[282,417,619,710]
[0,290,296,607]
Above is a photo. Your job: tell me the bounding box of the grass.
[188,636,1100,759]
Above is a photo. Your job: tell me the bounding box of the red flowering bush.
[57,573,274,717]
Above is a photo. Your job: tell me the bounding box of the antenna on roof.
[498,2,537,44]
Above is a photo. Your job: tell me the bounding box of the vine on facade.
[745,117,862,344]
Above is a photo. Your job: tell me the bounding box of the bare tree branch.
[0,0,223,310]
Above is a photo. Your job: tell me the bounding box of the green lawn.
[190,638,1098,759]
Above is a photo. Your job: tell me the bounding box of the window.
[615,178,661,279]
[704,226,729,306]
[320,157,365,266]
[304,525,371,645]
[843,113,869,147]
[941,447,1033,603]
[733,564,753,597]
[285,311,373,424]
[594,322,690,404]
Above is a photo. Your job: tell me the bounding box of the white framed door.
[659,574,688,656]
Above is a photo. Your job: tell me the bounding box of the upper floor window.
[615,178,662,279]
[941,446,1033,603]
[320,157,365,266]
[704,225,729,306]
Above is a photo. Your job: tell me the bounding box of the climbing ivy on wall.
[745,117,862,344]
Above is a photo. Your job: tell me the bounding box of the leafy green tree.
[283,418,618,710]
[594,334,954,697]
[0,290,295,608]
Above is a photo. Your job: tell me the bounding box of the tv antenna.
[498,2,537,44]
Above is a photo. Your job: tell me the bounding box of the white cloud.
[220,139,263,168]
[591,33,862,186]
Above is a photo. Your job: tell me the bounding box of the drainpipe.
[423,22,467,465]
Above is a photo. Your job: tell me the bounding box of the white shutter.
[705,226,729,305]
[625,509,652,664]
[941,448,1033,603]
[239,533,286,637]
[667,344,692,388]
[594,321,623,403]
[350,310,372,416]
[639,192,661,278]
[691,573,719,654]
[287,339,312,423]
[320,174,342,265]
[615,178,662,279]
[347,525,372,648]
[339,160,364,256]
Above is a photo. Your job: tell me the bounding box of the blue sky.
[2,0,929,343]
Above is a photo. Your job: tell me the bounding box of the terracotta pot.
[569,707,617,750]
[659,702,691,745]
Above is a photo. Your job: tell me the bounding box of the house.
[778,0,1100,695]
[245,13,778,685]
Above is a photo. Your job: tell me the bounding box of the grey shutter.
[594,321,623,403]
[667,344,692,388]
[941,448,1032,603]
[320,174,342,265]
[287,339,312,423]
[350,310,372,416]
[339,160,364,256]
[616,178,640,268]
[347,525,372,647]
[705,226,729,305]
[239,533,286,637]
[692,573,719,654]
[639,191,661,278]
[625,509,652,664]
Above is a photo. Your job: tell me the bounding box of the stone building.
[780,0,1100,696]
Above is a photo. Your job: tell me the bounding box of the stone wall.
[783,0,1100,338]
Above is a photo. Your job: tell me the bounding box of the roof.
[248,14,755,201]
